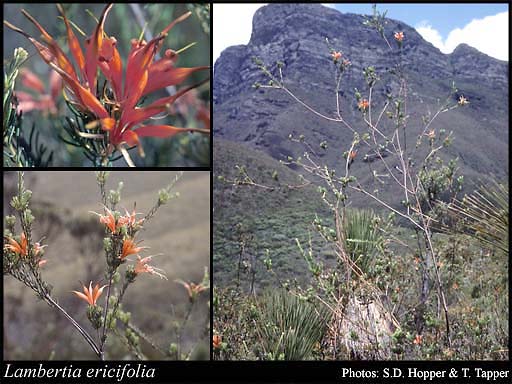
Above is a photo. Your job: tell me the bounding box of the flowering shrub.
[4,4,210,166]
[215,5,507,360]
[4,171,209,359]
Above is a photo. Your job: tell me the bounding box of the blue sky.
[213,3,509,63]
[333,3,508,37]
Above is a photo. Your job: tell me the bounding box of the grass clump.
[255,290,329,360]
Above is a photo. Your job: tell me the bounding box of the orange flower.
[98,207,118,233]
[213,334,222,350]
[5,5,209,165]
[120,238,145,260]
[331,51,342,61]
[118,208,144,228]
[176,279,208,301]
[134,255,167,279]
[358,99,369,110]
[15,68,61,115]
[458,95,469,106]
[349,150,357,161]
[72,281,107,306]
[394,31,404,42]
[413,334,423,345]
[5,232,28,256]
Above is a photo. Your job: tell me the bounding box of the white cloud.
[415,12,508,61]
[322,3,336,9]
[213,4,266,65]
[415,21,446,52]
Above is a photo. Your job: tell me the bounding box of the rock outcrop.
[214,3,508,197]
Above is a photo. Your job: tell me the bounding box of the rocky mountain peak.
[214,4,508,188]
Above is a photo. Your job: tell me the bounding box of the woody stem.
[44,294,101,358]
[177,300,195,359]
[99,272,114,359]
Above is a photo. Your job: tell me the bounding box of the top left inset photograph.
[4,3,210,167]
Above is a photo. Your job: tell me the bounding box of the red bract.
[4,4,209,165]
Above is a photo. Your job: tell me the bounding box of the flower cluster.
[91,205,166,280]
[5,4,210,165]
[5,231,47,267]
[15,69,62,115]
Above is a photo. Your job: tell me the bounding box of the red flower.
[15,68,62,115]
[5,232,45,258]
[196,104,211,131]
[5,4,209,165]
[120,238,146,260]
[213,334,222,350]
[394,31,404,42]
[98,207,118,233]
[5,232,28,256]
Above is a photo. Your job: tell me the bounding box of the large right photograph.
[212,3,508,360]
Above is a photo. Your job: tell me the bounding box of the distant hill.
[213,138,331,288]
[214,3,508,193]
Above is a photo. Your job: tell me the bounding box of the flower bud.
[168,343,178,356]
[87,305,104,329]
[108,295,117,307]
[112,271,121,284]
[158,189,170,205]
[103,238,112,252]
[96,171,110,184]
[108,190,121,205]
[5,215,16,231]
[22,190,32,204]
[23,209,34,225]
[117,310,131,325]
[125,266,137,283]
[106,311,116,329]
[125,328,139,347]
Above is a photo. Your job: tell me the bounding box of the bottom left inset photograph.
[3,171,210,360]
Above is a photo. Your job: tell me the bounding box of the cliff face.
[214,3,508,187]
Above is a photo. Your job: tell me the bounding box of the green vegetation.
[255,290,329,360]
[213,140,508,360]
